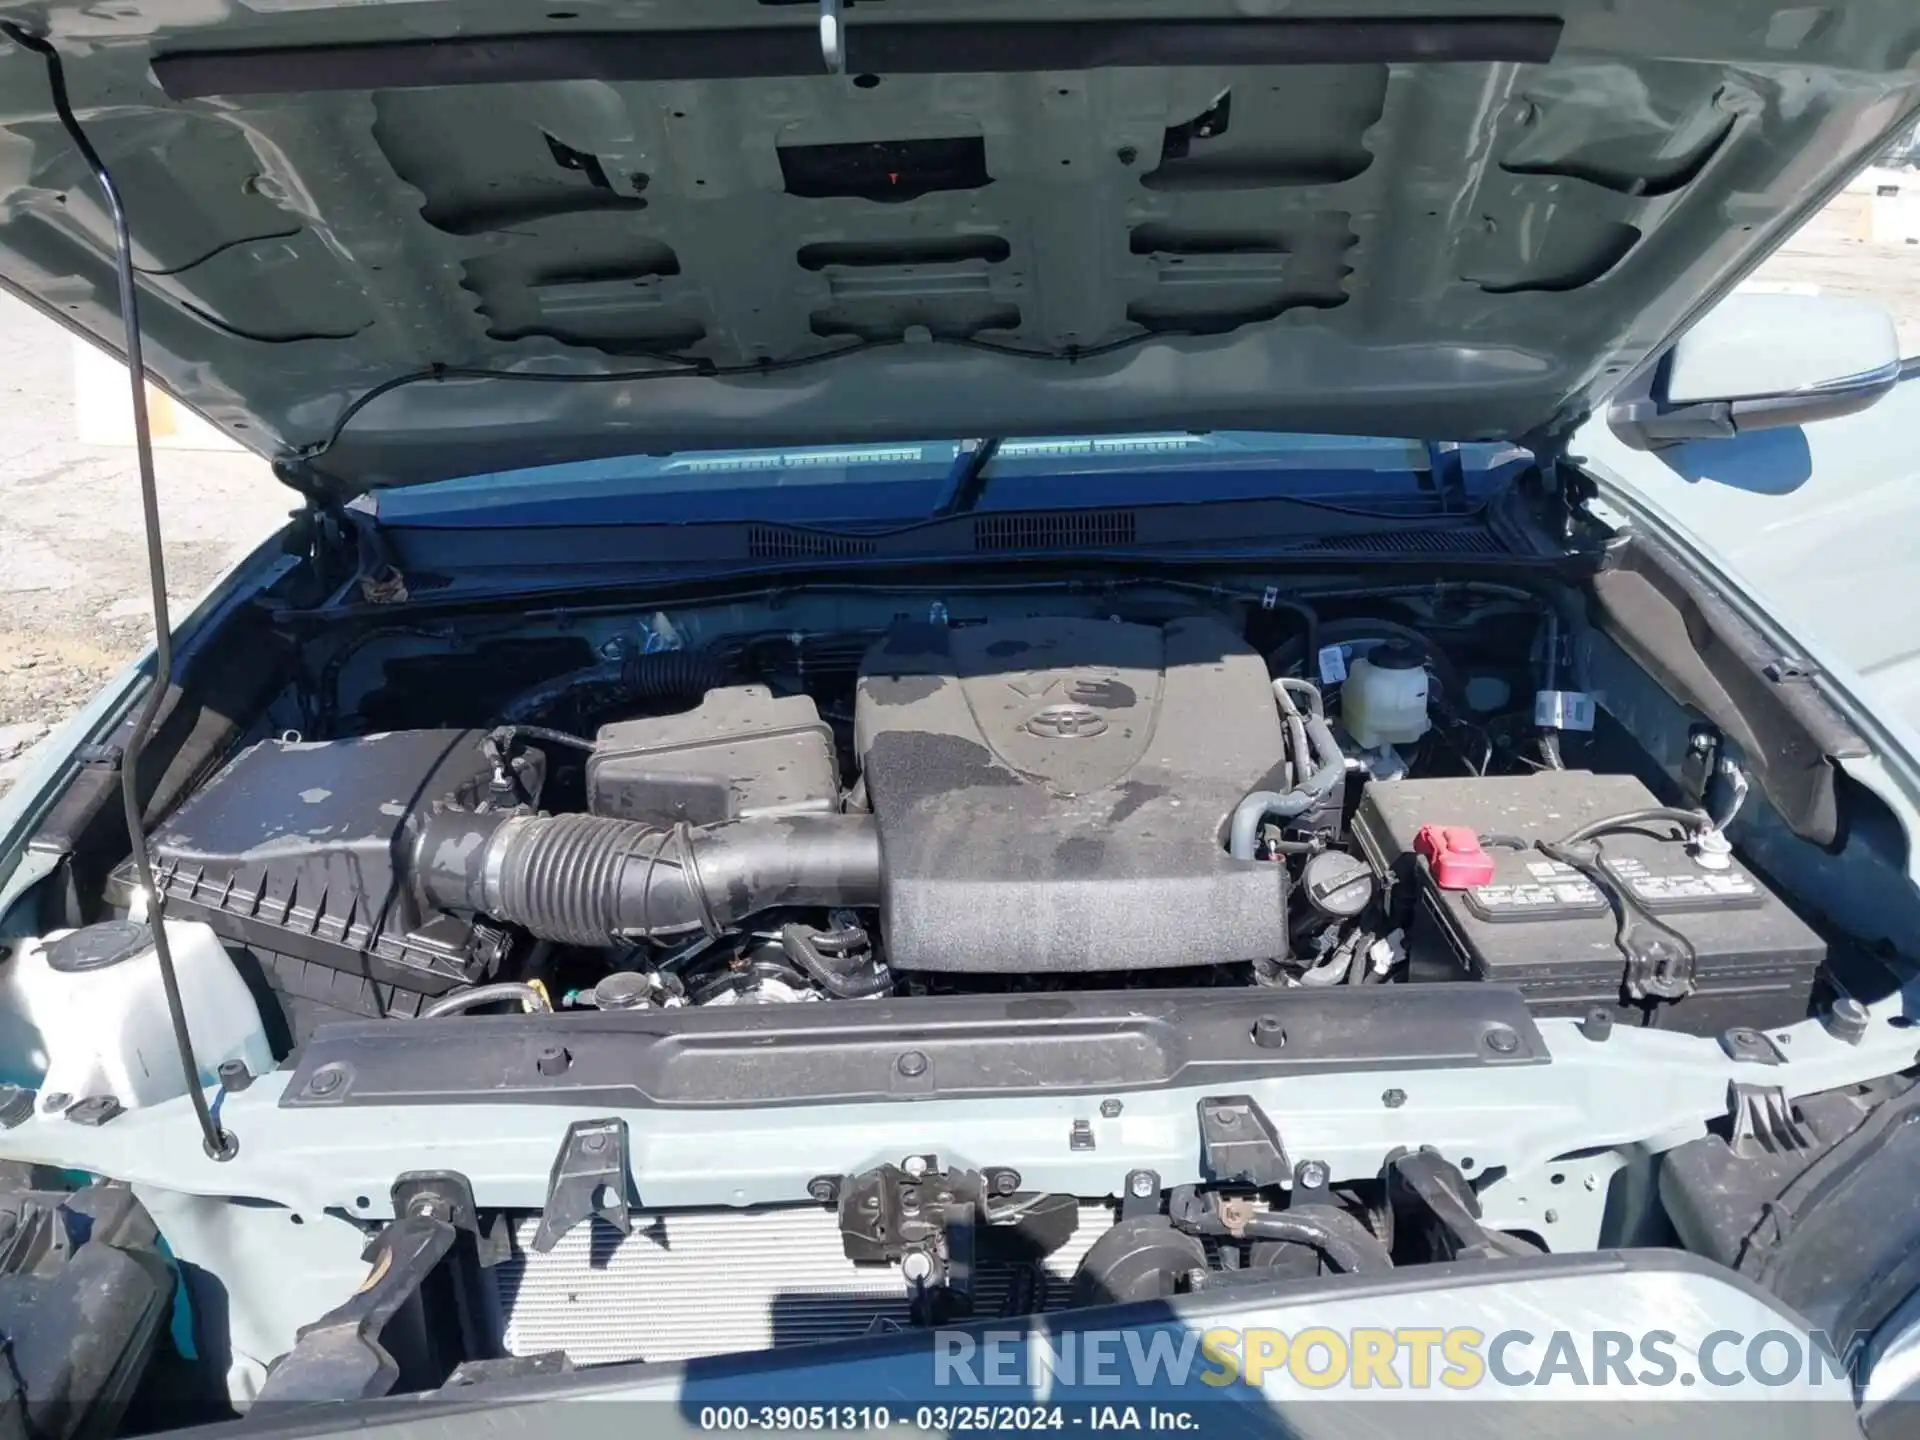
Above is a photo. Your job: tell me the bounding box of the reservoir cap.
[44,920,152,974]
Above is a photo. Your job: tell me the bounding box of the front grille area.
[495,1203,1115,1366]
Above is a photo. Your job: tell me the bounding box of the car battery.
[1350,771,1825,1034]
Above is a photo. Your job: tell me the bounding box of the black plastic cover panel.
[854,616,1287,971]
[280,984,1547,1110]
[112,730,507,1000]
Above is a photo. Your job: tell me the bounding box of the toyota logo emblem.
[1025,703,1108,739]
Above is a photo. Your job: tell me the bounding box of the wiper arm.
[931,437,1002,518]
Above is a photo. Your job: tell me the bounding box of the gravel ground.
[1749,191,1920,350]
[0,189,1915,795]
[0,317,287,789]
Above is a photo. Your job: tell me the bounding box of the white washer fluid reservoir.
[5,919,272,1108]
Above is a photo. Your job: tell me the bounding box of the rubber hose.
[1271,680,1313,794]
[1228,713,1346,860]
[781,924,893,999]
[415,810,881,945]
[419,982,552,1018]
[1275,677,1325,720]
[1241,1207,1393,1275]
[1296,948,1350,988]
[1265,598,1320,676]
[497,648,726,725]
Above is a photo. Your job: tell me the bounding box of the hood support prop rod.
[2,23,236,1161]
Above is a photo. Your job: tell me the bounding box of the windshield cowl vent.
[747,526,879,560]
[973,510,1137,553]
[1279,526,1506,557]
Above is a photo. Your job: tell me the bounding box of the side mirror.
[1609,292,1902,450]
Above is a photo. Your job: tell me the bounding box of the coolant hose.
[414,810,881,945]
[1228,711,1347,860]
[419,982,552,1018]
[1241,1208,1393,1275]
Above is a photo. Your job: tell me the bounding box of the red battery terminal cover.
[1414,824,1496,890]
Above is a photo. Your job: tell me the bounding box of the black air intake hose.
[497,648,726,725]
[414,810,880,945]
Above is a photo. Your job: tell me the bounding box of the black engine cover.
[854,617,1289,972]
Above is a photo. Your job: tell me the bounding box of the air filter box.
[1351,771,1825,1033]
[108,730,513,1026]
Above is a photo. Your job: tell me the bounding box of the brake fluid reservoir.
[5,920,271,1108]
[1341,638,1432,748]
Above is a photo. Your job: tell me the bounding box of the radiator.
[494,1203,1115,1366]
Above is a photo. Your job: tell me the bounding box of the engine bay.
[87,579,1817,1042]
[7,554,1917,1412]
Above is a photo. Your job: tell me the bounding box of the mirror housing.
[1609,292,1902,450]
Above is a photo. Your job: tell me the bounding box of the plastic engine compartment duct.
[413,810,880,946]
[853,615,1290,972]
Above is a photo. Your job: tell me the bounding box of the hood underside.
[0,0,1916,493]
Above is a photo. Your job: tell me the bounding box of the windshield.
[372,432,1527,527]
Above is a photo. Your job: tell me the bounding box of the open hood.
[0,0,1915,495]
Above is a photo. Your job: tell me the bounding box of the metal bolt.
[536,1045,570,1076]
[1215,1109,1240,1128]
[306,1068,343,1097]
[1099,1098,1123,1119]
[40,1092,70,1113]
[990,1169,1020,1196]
[901,1251,934,1284]
[1183,1267,1210,1292]
[1129,1171,1157,1199]
[897,1050,927,1078]
[900,1189,920,1214]
[863,1194,882,1210]
[903,1155,929,1178]
[408,1195,444,1219]
[582,1132,607,1153]
[1484,1026,1519,1054]
[1382,1088,1407,1109]
[807,1177,838,1204]
[1298,1160,1330,1190]
[1544,1209,1559,1224]
[1826,996,1870,1046]
[1252,1016,1286,1050]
